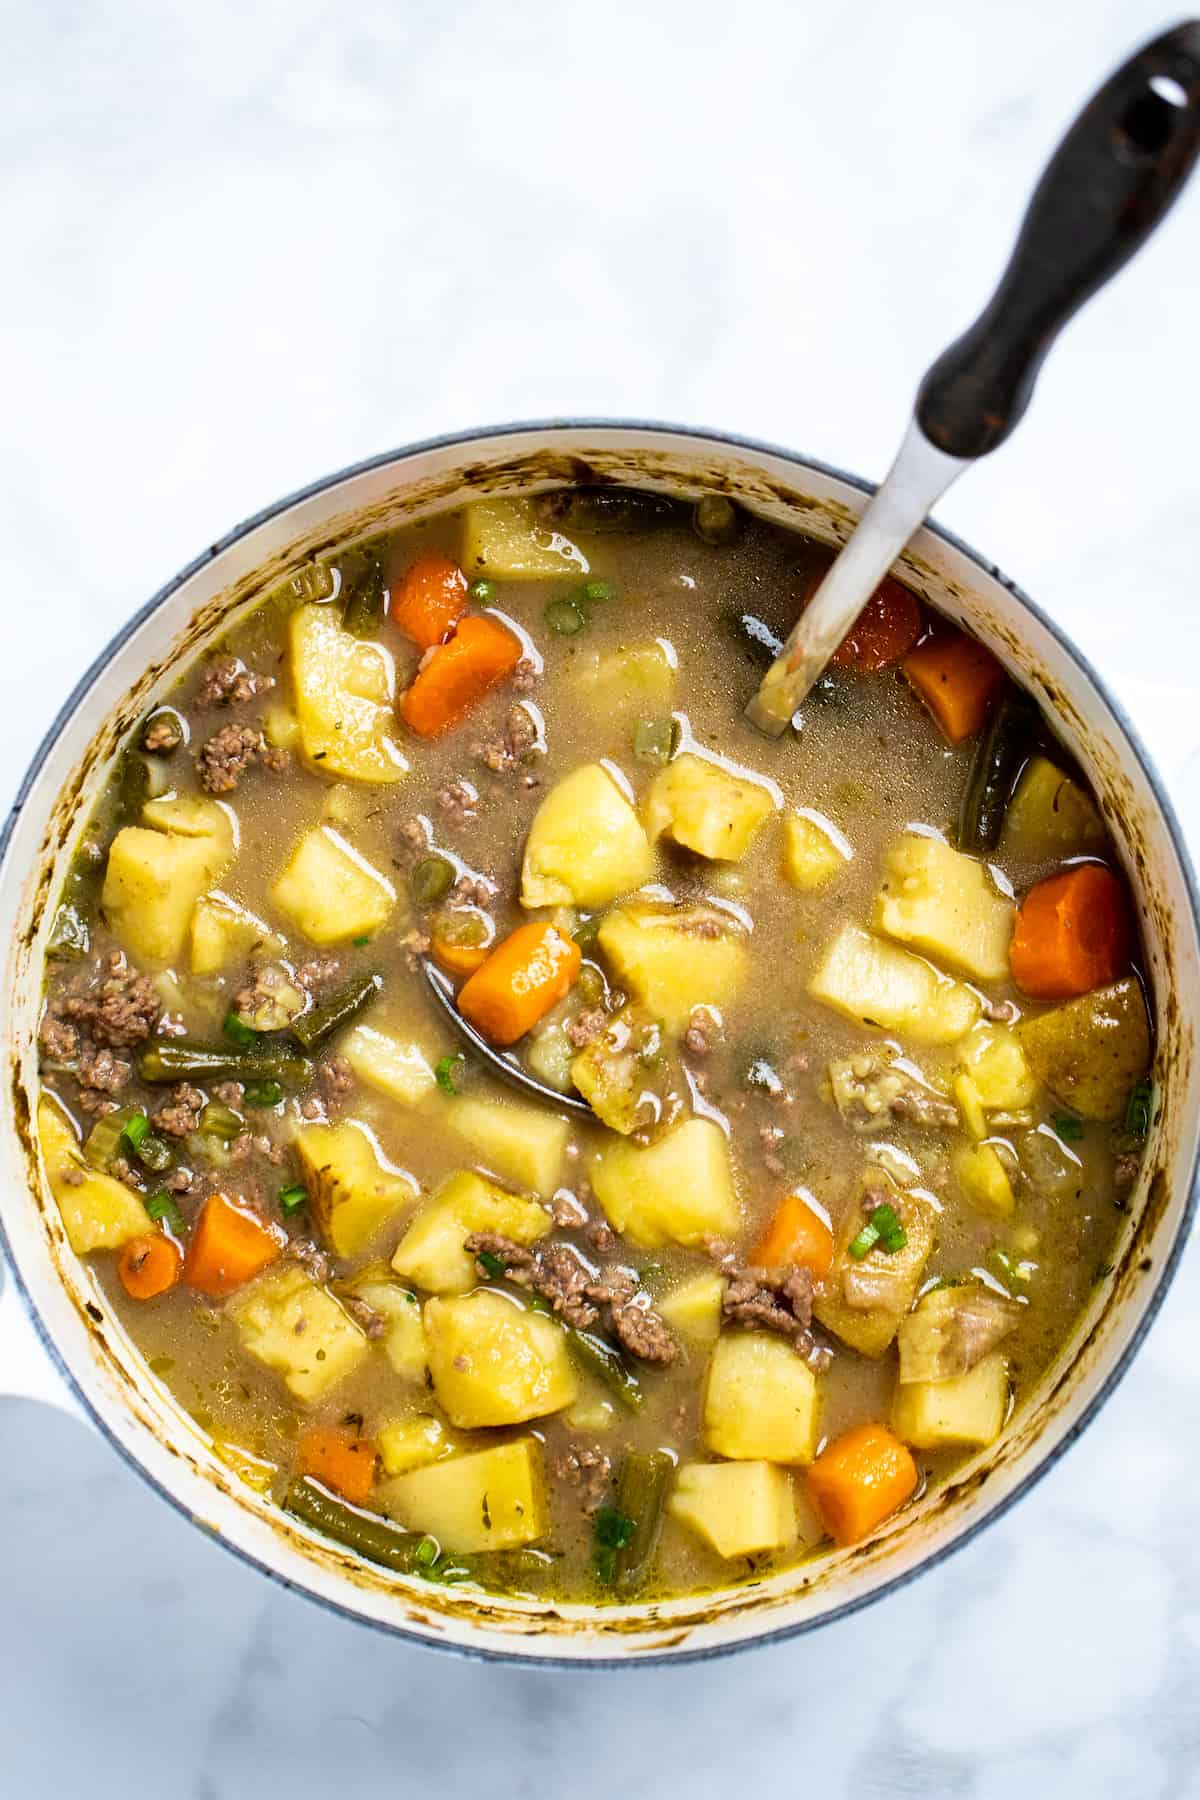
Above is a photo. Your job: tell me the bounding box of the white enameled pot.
[0,422,1196,1665]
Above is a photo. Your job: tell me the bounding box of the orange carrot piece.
[901,629,1004,742]
[388,550,468,649]
[296,1426,378,1506]
[1009,862,1132,1000]
[117,1232,183,1300]
[457,921,582,1046]
[400,615,522,739]
[807,1422,919,1546]
[184,1193,283,1298]
[750,1191,835,1281]
[831,577,923,671]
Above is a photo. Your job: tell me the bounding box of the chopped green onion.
[409,854,456,905]
[468,579,496,603]
[435,1054,463,1096]
[1052,1113,1085,1142]
[476,1249,506,1279]
[145,1191,185,1234]
[1124,1080,1154,1143]
[582,579,617,604]
[136,1132,173,1173]
[244,1080,283,1108]
[223,1011,260,1048]
[414,1535,440,1568]
[279,1182,308,1216]
[353,935,370,948]
[545,597,587,636]
[990,1247,1032,1288]
[871,1203,908,1253]
[633,717,676,766]
[848,1220,881,1260]
[121,1113,150,1152]
[592,1505,636,1583]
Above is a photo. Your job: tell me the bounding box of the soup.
[35,487,1153,1601]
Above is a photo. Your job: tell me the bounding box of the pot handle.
[0,1252,91,1425]
[917,21,1200,459]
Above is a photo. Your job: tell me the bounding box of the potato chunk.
[348,1277,426,1380]
[294,1121,416,1257]
[424,1291,577,1426]
[958,1023,1038,1110]
[642,753,776,861]
[445,1092,570,1197]
[813,1174,935,1357]
[462,497,587,580]
[289,603,406,783]
[190,891,283,976]
[390,1170,551,1294]
[658,1271,725,1343]
[38,1095,152,1253]
[1016,978,1151,1121]
[808,923,979,1044]
[341,1024,436,1105]
[378,1413,454,1476]
[952,1141,1016,1218]
[875,833,1013,981]
[102,800,234,965]
[670,1461,798,1560]
[270,826,396,945]
[781,809,851,891]
[577,642,676,719]
[704,1332,820,1464]
[596,902,747,1034]
[382,1439,549,1552]
[227,1265,367,1402]
[1001,756,1105,861]
[589,1117,739,1249]
[520,763,653,909]
[892,1351,1010,1450]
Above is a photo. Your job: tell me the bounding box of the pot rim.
[3,415,1196,1668]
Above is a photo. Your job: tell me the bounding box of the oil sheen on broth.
[35,488,1154,1602]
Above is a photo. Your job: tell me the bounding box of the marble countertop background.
[3,3,1199,1794]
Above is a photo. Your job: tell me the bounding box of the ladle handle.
[917,20,1200,459]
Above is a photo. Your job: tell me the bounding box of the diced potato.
[875,834,1014,981]
[391,1170,551,1294]
[897,1284,1020,1385]
[289,603,406,783]
[590,1117,740,1249]
[642,753,777,861]
[670,1461,799,1560]
[341,1024,436,1105]
[350,1277,426,1379]
[953,1142,1016,1218]
[953,1073,987,1140]
[462,497,586,580]
[808,923,980,1044]
[959,1023,1039,1111]
[813,1175,936,1357]
[570,1003,683,1135]
[1016,978,1151,1122]
[294,1121,416,1256]
[704,1332,820,1464]
[38,1094,152,1253]
[382,1438,549,1552]
[1001,756,1106,861]
[596,903,747,1034]
[378,1413,453,1476]
[263,704,301,751]
[102,799,234,965]
[190,891,283,976]
[781,809,852,891]
[424,1291,577,1427]
[270,826,396,945]
[445,1092,570,1198]
[892,1352,1010,1450]
[577,642,676,718]
[659,1271,725,1343]
[520,763,653,909]
[227,1264,367,1402]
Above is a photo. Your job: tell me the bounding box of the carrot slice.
[902,629,1004,742]
[389,550,468,649]
[807,1422,919,1546]
[1009,862,1132,1000]
[296,1426,378,1506]
[117,1232,183,1300]
[457,921,582,1045]
[750,1191,835,1281]
[184,1193,283,1298]
[831,577,923,671]
[400,615,522,738]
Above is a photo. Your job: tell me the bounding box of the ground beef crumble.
[707,1241,832,1371]
[565,1008,607,1049]
[194,655,275,708]
[294,958,341,994]
[151,1083,205,1138]
[317,1056,353,1098]
[54,950,161,1048]
[465,1232,677,1364]
[475,703,539,776]
[197,724,289,794]
[436,779,479,824]
[551,1444,612,1515]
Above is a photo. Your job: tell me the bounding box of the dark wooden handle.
[916,21,1200,459]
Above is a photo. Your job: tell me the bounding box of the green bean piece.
[692,495,740,546]
[611,1451,672,1593]
[280,562,337,604]
[534,488,686,535]
[571,913,601,952]
[198,1102,245,1142]
[409,854,456,905]
[46,902,90,960]
[582,579,617,604]
[136,1132,174,1173]
[284,1479,434,1573]
[223,1011,261,1048]
[958,693,1039,854]
[145,1191,186,1234]
[116,750,169,821]
[338,547,387,638]
[140,708,185,754]
[632,717,676,766]
[545,597,587,636]
[575,962,606,1008]
[137,1042,313,1086]
[568,1329,644,1411]
[83,1107,145,1170]
[291,973,382,1051]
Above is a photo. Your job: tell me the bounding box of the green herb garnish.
[593,1505,636,1584]
[1124,1080,1154,1143]
[121,1112,149,1152]
[353,935,370,947]
[849,1203,907,1259]
[145,1191,185,1234]
[279,1182,309,1216]
[435,1054,463,1095]
[223,1011,260,1048]
[1053,1113,1085,1142]
[476,1250,506,1280]
[468,579,496,603]
[244,1080,283,1108]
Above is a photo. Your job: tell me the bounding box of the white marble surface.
[3,2,1200,1794]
